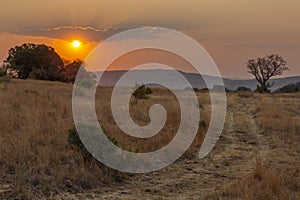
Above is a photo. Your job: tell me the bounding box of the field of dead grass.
[0,79,120,199]
[0,78,209,199]
[208,93,300,200]
[0,78,299,199]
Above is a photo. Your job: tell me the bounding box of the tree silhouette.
[247,54,288,93]
[3,43,64,81]
[63,59,84,83]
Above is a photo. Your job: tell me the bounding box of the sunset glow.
[0,0,299,77]
[0,1,299,198]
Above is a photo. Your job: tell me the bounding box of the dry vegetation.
[0,79,121,199]
[208,93,300,200]
[0,78,299,199]
[0,78,209,199]
[95,87,210,153]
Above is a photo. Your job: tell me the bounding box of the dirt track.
[52,95,276,200]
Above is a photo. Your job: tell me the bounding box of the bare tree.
[247,54,288,93]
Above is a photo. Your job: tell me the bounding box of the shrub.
[236,86,252,92]
[274,82,300,93]
[76,77,97,88]
[200,88,209,92]
[193,87,200,92]
[199,120,207,128]
[255,83,272,93]
[68,126,93,164]
[132,84,153,99]
[212,85,231,92]
[0,68,6,77]
[68,125,119,164]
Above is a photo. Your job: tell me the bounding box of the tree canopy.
[247,54,288,93]
[3,43,64,81]
[63,59,84,83]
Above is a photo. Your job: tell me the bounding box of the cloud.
[8,25,179,43]
[0,0,299,77]
[10,26,132,42]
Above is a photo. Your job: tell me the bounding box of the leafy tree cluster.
[2,43,93,83]
[62,59,86,83]
[3,44,64,81]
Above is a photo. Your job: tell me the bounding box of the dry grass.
[0,79,120,199]
[1,78,299,199]
[0,79,210,199]
[208,92,300,200]
[253,94,300,134]
[95,87,210,153]
[208,157,299,200]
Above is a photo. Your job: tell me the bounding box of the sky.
[0,0,299,78]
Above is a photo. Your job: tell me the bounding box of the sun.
[72,40,81,48]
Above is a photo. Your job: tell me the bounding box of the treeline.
[1,44,299,93]
[274,82,300,93]
[193,84,300,94]
[232,83,300,93]
[1,43,86,83]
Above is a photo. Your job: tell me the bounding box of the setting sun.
[72,40,81,48]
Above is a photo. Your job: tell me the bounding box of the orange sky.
[0,0,299,78]
[0,32,97,62]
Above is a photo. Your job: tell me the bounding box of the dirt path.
[54,96,271,200]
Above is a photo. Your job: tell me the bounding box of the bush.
[75,67,97,88]
[68,126,93,164]
[0,68,6,77]
[199,120,207,128]
[76,77,97,88]
[236,86,252,92]
[212,85,231,92]
[255,83,272,93]
[274,82,300,93]
[193,87,200,92]
[132,84,153,99]
[68,125,118,164]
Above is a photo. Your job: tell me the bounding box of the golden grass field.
[0,78,299,199]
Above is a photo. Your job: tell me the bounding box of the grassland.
[0,78,299,199]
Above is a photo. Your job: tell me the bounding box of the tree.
[62,59,97,88]
[132,84,153,99]
[3,43,64,81]
[63,59,84,83]
[247,54,288,93]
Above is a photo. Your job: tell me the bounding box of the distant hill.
[96,70,300,91]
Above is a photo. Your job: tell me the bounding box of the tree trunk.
[260,82,269,93]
